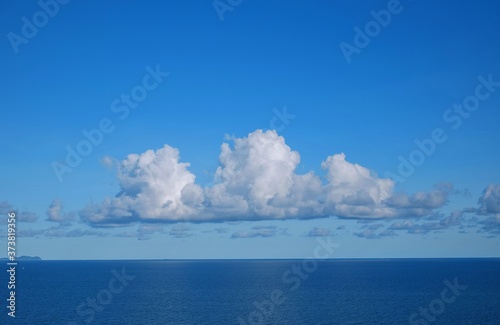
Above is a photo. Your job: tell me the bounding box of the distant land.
[0,255,42,261]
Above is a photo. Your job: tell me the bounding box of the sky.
[1,0,499,260]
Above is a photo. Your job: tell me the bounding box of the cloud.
[305,227,332,237]
[205,130,323,221]
[17,228,46,238]
[386,210,463,235]
[16,226,107,238]
[0,201,38,223]
[360,223,385,230]
[477,216,500,236]
[114,224,167,240]
[169,224,192,238]
[353,229,379,239]
[478,184,500,215]
[382,185,452,218]
[64,229,107,237]
[379,229,397,237]
[475,184,500,236]
[115,231,138,238]
[80,145,203,225]
[231,226,280,239]
[321,153,394,218]
[78,129,451,226]
[46,199,75,225]
[100,156,114,168]
[353,225,398,239]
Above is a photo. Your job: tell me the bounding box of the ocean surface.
[1,259,499,324]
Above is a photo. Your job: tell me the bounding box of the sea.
[1,258,499,324]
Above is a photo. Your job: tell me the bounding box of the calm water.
[1,259,499,324]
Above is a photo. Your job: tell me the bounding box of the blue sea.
[1,259,499,324]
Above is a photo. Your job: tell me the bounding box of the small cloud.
[44,228,66,237]
[169,224,192,238]
[18,228,46,238]
[101,156,115,168]
[18,211,38,223]
[0,201,38,223]
[138,224,166,240]
[439,210,462,226]
[231,226,278,239]
[353,230,379,239]
[305,227,331,237]
[354,227,397,239]
[360,223,384,230]
[115,231,137,238]
[379,228,397,237]
[478,184,500,215]
[65,229,108,237]
[46,199,75,225]
[460,185,500,237]
[478,215,500,237]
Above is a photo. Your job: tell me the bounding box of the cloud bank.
[79,129,453,226]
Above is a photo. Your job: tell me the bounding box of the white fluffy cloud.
[322,153,394,218]
[80,129,451,226]
[205,130,322,220]
[81,145,204,224]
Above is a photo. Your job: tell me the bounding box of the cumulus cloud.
[205,130,322,220]
[46,199,75,225]
[78,129,452,226]
[322,153,393,218]
[80,145,203,225]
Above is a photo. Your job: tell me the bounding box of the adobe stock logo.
[238,237,339,325]
[7,0,71,54]
[408,278,467,325]
[269,106,296,132]
[51,64,169,182]
[385,74,500,183]
[67,268,135,325]
[339,0,404,64]
[213,0,242,22]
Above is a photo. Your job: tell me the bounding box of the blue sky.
[1,0,499,259]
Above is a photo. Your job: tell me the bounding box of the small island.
[0,256,42,261]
